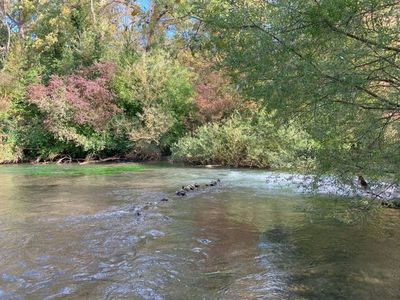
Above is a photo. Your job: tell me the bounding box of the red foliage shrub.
[28,62,120,130]
[195,71,237,123]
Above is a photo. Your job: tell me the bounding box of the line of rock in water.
[134,179,222,216]
[175,179,221,196]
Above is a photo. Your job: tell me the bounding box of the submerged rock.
[209,179,221,186]
[145,229,166,238]
[176,189,186,196]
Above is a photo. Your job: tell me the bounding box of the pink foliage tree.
[195,71,237,123]
[28,62,120,131]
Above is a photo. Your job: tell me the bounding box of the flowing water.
[0,163,399,299]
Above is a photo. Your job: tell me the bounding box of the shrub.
[27,62,121,153]
[0,64,43,163]
[0,140,22,163]
[128,107,175,160]
[195,70,239,123]
[113,51,196,155]
[114,51,194,116]
[172,110,317,169]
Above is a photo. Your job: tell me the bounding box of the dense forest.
[0,0,399,185]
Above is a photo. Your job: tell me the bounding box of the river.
[0,163,399,299]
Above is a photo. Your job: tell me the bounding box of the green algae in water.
[0,163,146,176]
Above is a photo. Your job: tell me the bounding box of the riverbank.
[0,155,140,165]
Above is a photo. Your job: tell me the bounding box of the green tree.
[113,51,195,157]
[194,0,400,183]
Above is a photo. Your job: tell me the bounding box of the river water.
[0,163,399,299]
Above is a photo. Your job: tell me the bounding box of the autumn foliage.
[28,62,120,131]
[195,71,237,122]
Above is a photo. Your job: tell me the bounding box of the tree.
[113,51,195,157]
[0,0,12,68]
[194,0,400,184]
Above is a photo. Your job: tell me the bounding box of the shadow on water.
[0,164,399,299]
[255,198,400,300]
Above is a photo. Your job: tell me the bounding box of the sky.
[137,0,151,11]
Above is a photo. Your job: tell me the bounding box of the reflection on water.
[0,164,399,299]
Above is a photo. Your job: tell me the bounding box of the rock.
[191,247,203,253]
[358,175,369,189]
[212,179,221,186]
[197,238,212,245]
[176,190,186,196]
[145,230,165,238]
[160,198,169,202]
[175,179,221,196]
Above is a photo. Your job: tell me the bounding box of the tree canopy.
[193,0,400,182]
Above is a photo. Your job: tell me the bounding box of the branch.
[327,23,400,54]
[312,0,400,53]
[332,99,392,111]
[90,0,97,24]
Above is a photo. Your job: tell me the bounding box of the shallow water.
[0,163,399,299]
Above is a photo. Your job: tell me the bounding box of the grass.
[0,163,146,176]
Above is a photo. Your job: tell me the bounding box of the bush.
[128,107,175,160]
[172,110,317,169]
[1,51,197,162]
[27,62,121,154]
[113,51,196,156]
[0,58,45,163]
[0,140,22,163]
